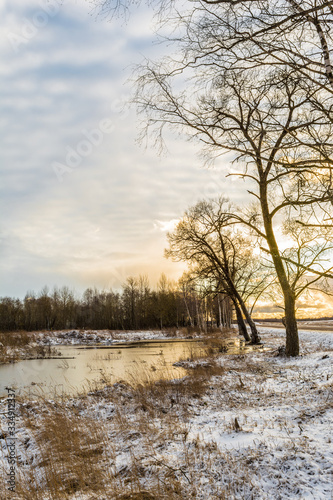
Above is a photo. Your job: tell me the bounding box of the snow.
[35,328,201,346]
[0,327,332,499]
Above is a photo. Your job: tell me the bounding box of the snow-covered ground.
[35,328,202,346]
[0,327,332,499]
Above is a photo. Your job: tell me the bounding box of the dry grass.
[0,357,227,499]
[15,407,109,499]
[0,331,35,364]
[0,331,60,364]
[1,397,191,499]
[0,331,34,348]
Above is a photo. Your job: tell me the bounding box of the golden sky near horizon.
[253,292,333,319]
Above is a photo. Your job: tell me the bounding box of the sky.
[1,0,332,318]
[1,0,238,298]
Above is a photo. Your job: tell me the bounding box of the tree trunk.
[284,290,299,356]
[218,294,223,331]
[195,296,202,333]
[183,291,194,327]
[222,279,260,344]
[234,301,250,341]
[260,180,299,356]
[237,295,261,344]
[223,296,232,328]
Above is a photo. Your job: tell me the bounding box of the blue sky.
[1,0,244,298]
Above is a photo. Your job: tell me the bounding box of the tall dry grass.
[0,331,59,364]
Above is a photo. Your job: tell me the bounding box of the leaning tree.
[166,198,274,343]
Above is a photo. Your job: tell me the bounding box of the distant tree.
[0,297,22,331]
[122,277,139,329]
[179,270,234,332]
[36,286,56,330]
[156,273,177,329]
[178,276,195,328]
[57,287,77,328]
[137,275,151,328]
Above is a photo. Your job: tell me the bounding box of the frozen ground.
[0,327,332,499]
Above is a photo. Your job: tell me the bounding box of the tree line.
[0,275,233,333]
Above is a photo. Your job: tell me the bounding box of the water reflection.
[0,337,263,398]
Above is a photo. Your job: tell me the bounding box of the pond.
[0,337,263,398]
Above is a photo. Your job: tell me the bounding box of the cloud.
[153,219,179,232]
[0,0,249,298]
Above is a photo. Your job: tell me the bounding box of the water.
[0,337,261,398]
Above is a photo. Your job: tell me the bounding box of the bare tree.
[90,0,333,355]
[122,276,139,329]
[94,0,333,90]
[264,217,333,301]
[166,198,273,343]
[137,59,333,355]
[180,266,250,338]
[178,275,195,327]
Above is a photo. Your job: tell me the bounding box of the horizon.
[1,279,332,320]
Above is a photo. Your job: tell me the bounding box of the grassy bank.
[0,331,62,365]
